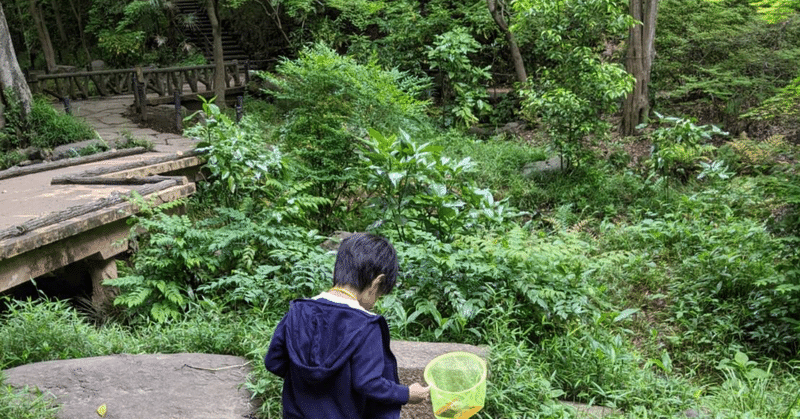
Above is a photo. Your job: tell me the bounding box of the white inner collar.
[313,291,375,315]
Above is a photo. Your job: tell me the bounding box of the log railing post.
[132,72,141,112]
[232,60,240,87]
[236,95,243,123]
[174,91,182,132]
[28,72,40,95]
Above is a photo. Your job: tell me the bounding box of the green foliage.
[0,150,26,170]
[742,74,800,127]
[603,188,800,368]
[0,93,96,155]
[646,114,727,182]
[109,188,329,322]
[654,0,800,122]
[26,99,97,149]
[704,352,800,418]
[380,227,604,343]
[479,341,574,418]
[87,0,189,66]
[186,97,291,207]
[0,375,60,419]
[426,28,492,127]
[275,0,498,80]
[751,0,800,23]
[257,43,430,213]
[512,0,634,163]
[430,130,549,211]
[724,134,793,174]
[105,197,200,323]
[360,129,521,242]
[96,29,146,67]
[0,297,100,368]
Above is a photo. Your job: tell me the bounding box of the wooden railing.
[27,61,254,101]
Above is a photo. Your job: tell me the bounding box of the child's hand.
[408,383,430,404]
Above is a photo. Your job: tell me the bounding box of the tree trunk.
[207,0,226,106]
[621,0,659,136]
[51,0,68,58]
[0,3,34,130]
[66,0,92,62]
[29,0,57,73]
[487,0,527,84]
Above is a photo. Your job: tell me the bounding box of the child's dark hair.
[333,233,398,295]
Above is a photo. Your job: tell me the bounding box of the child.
[265,232,430,419]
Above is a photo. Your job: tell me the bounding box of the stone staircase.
[173,0,250,62]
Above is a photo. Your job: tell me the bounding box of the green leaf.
[388,172,405,188]
[613,308,640,323]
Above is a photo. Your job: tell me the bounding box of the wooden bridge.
[0,94,207,306]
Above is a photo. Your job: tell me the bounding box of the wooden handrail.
[26,60,268,101]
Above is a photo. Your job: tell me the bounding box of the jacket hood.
[284,298,381,384]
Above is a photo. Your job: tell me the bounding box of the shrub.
[257,43,430,209]
[380,226,606,343]
[1,95,95,153]
[0,375,60,419]
[185,97,293,208]
[604,189,800,368]
[359,129,522,242]
[725,134,791,174]
[0,298,100,368]
[426,27,492,128]
[513,0,634,164]
[654,0,800,124]
[107,194,329,322]
[646,114,726,183]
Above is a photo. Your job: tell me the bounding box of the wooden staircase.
[173,0,250,62]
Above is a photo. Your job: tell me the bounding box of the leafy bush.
[706,352,800,418]
[96,29,146,67]
[257,43,430,209]
[741,73,800,136]
[654,0,800,124]
[0,375,60,419]
[513,0,634,164]
[724,134,792,174]
[646,114,726,182]
[380,226,607,343]
[426,27,492,127]
[108,198,329,322]
[0,298,101,368]
[430,130,549,211]
[0,150,25,171]
[603,188,800,367]
[0,95,95,153]
[185,97,294,208]
[359,129,521,242]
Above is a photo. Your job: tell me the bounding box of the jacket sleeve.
[264,315,289,378]
[350,324,410,405]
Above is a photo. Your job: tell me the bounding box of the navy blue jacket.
[265,297,409,419]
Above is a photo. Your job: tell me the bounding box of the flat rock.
[2,342,490,419]
[2,353,256,419]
